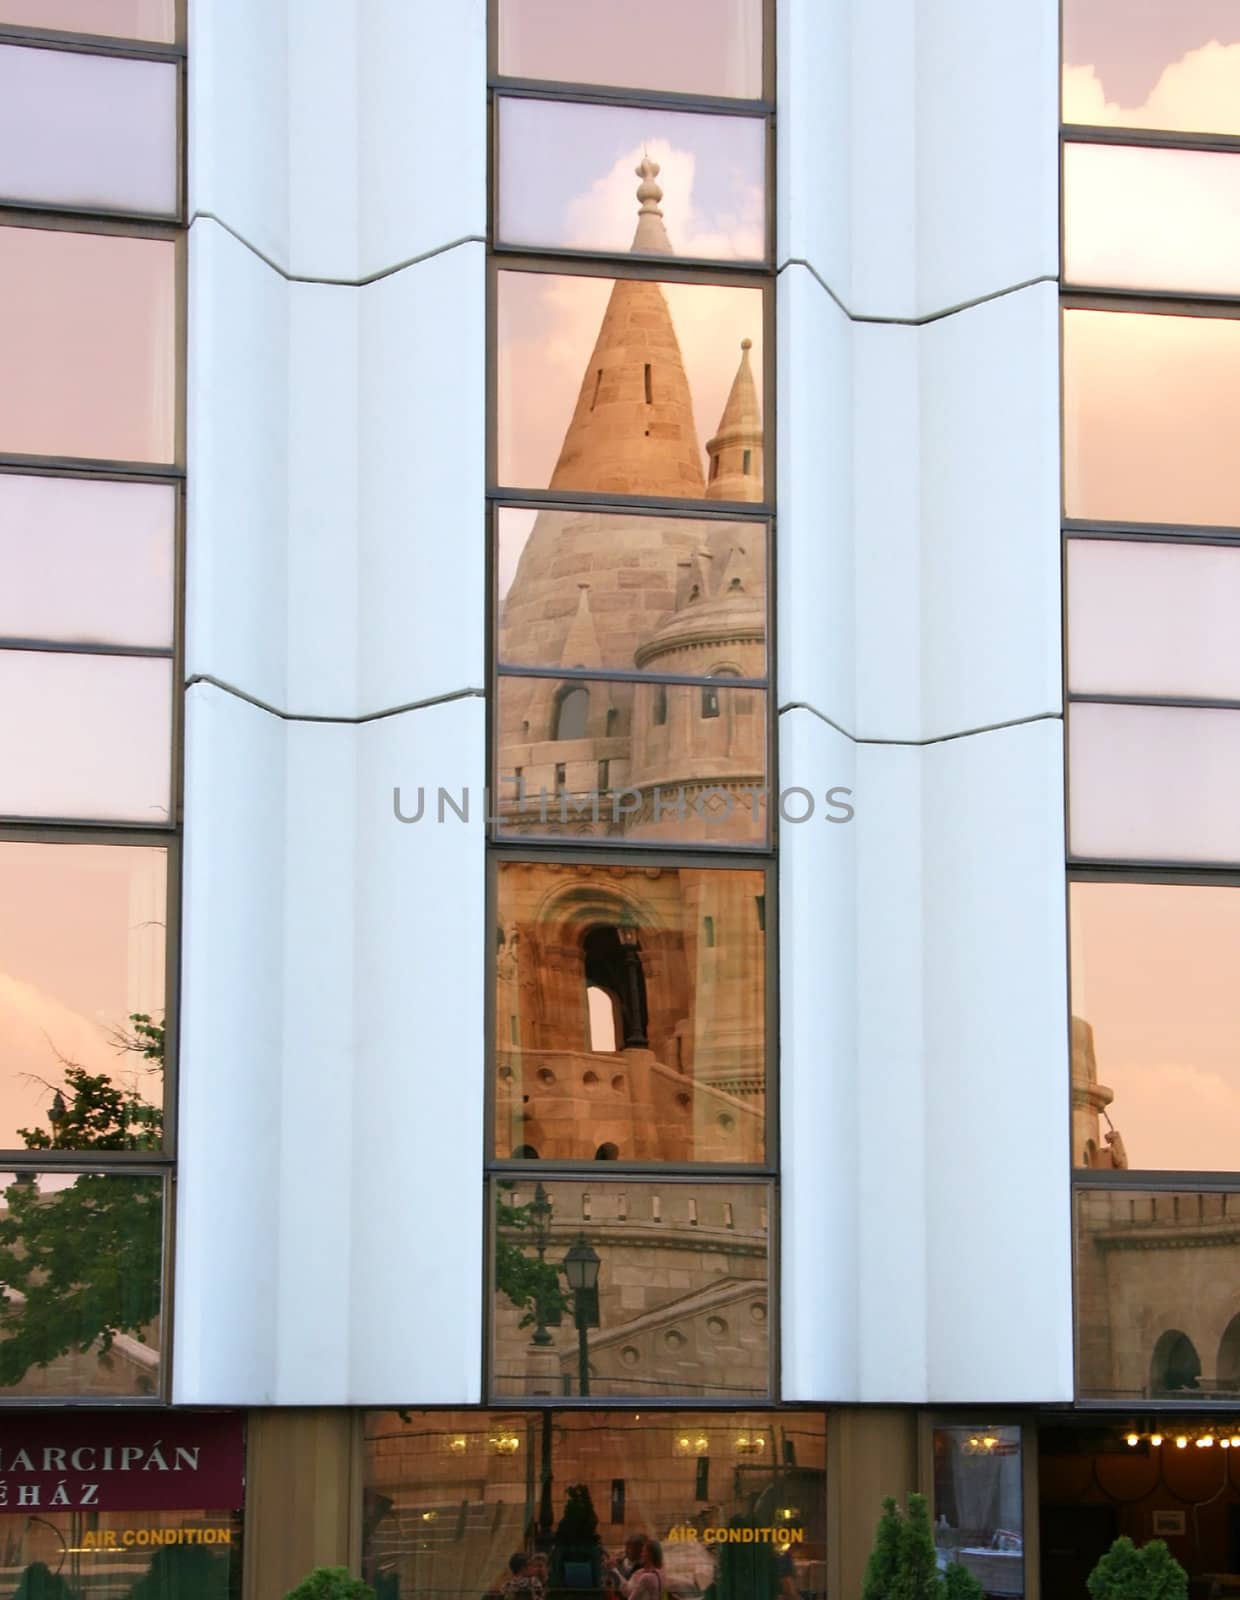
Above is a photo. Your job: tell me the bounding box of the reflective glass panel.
[932,1426,1024,1597]
[0,45,177,216]
[365,1409,826,1600]
[0,474,175,647]
[497,98,766,262]
[0,0,176,42]
[0,650,172,822]
[1064,143,1240,296]
[497,270,765,502]
[1069,702,1240,864]
[1076,1187,1240,1401]
[1063,309,1240,527]
[1070,881,1240,1173]
[0,839,166,1152]
[1063,0,1240,136]
[0,227,177,464]
[497,508,767,675]
[490,1179,772,1398]
[495,678,767,846]
[0,1508,241,1596]
[1067,539,1240,700]
[0,1171,163,1397]
[497,0,763,99]
[495,860,766,1163]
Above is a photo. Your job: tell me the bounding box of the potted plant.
[284,1567,376,1600]
[1086,1536,1187,1600]
[860,1494,984,1600]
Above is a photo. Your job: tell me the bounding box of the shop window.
[365,1409,823,1600]
[0,1412,243,1595]
[494,860,767,1164]
[931,1425,1024,1598]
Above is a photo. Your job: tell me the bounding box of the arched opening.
[652,685,667,726]
[1218,1312,1240,1389]
[1150,1328,1201,1394]
[594,1142,620,1160]
[702,667,739,720]
[583,924,648,1049]
[554,685,589,740]
[586,984,618,1052]
[511,1144,540,1160]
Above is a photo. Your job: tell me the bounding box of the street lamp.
[528,1183,559,1348]
[563,1234,601,1397]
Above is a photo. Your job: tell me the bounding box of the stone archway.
[1217,1311,1240,1391]
[1150,1328,1202,1395]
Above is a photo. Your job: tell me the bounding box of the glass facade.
[0,8,181,1400]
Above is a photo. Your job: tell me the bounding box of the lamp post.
[563,1234,601,1397]
[528,1182,555,1348]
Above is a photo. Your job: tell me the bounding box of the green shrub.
[1086,1536,1187,1600]
[283,1567,375,1600]
[859,1495,985,1600]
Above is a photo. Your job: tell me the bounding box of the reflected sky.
[1064,0,1240,132]
[498,98,764,260]
[1071,882,1240,1171]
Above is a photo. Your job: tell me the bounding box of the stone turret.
[706,338,763,502]
[548,159,705,498]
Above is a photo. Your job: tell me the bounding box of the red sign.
[0,1412,244,1513]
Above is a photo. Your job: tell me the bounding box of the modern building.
[0,0,1238,1595]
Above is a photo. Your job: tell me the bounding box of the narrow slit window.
[590,368,603,410]
[742,448,752,474]
[643,363,652,404]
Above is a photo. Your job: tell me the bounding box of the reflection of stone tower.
[1071,1015,1126,1169]
[496,162,765,840]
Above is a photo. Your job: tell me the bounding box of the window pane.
[1064,143,1240,296]
[496,678,767,846]
[0,45,177,216]
[1070,881,1240,1173]
[497,98,765,261]
[0,840,166,1151]
[491,1179,771,1398]
[932,1426,1024,1597]
[0,474,175,647]
[497,270,765,502]
[0,0,176,42]
[0,1171,163,1397]
[0,650,172,822]
[1067,540,1240,700]
[1076,1187,1240,1401]
[498,509,767,676]
[1069,702,1240,863]
[0,227,177,464]
[495,860,766,1163]
[497,0,763,99]
[1063,309,1240,527]
[1063,0,1240,136]
[365,1409,826,1600]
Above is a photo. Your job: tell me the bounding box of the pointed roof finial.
[632,151,673,256]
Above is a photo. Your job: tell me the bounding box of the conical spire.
[548,162,705,498]
[706,338,763,502]
[559,583,603,671]
[632,153,673,255]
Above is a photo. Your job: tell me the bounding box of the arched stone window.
[1150,1328,1201,1394]
[554,684,589,740]
[653,684,667,726]
[702,666,739,719]
[583,924,648,1049]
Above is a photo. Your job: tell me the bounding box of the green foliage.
[890,1495,941,1600]
[861,1499,902,1600]
[128,1543,231,1598]
[942,1564,984,1600]
[860,1494,985,1600]
[1087,1536,1188,1600]
[0,1014,165,1385]
[283,1569,375,1600]
[494,1182,568,1330]
[13,1562,75,1600]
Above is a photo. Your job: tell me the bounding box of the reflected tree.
[0,1015,164,1386]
